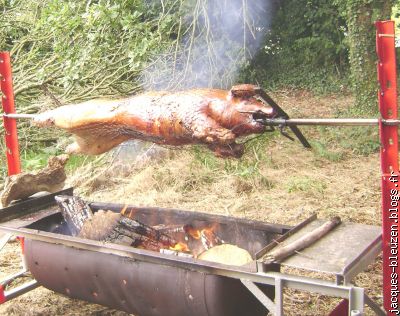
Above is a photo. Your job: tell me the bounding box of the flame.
[185,225,201,239]
[120,204,128,216]
[185,224,218,240]
[170,242,190,252]
[184,223,221,251]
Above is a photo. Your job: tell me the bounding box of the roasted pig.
[33,84,274,158]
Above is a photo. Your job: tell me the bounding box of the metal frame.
[0,219,376,315]
[0,194,385,316]
[376,21,399,316]
[0,52,20,175]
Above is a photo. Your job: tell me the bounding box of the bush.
[243,0,349,93]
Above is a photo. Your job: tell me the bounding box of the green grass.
[1,146,96,181]
[310,101,381,163]
[286,176,327,194]
[311,140,345,162]
[192,132,277,177]
[65,154,97,172]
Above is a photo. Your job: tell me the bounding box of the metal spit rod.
[257,118,400,126]
[2,113,36,119]
[3,113,400,126]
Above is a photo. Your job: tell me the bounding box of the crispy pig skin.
[33,85,274,157]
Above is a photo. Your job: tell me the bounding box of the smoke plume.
[141,0,273,90]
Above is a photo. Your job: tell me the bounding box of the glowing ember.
[170,242,190,252]
[185,225,202,240]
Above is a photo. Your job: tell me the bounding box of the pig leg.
[65,131,130,155]
[191,114,236,145]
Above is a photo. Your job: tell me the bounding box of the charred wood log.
[56,195,179,250]
[55,195,93,236]
[118,216,178,247]
[1,155,69,207]
[104,221,165,251]
[152,224,186,234]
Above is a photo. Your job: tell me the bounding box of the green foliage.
[0,0,394,185]
[21,150,51,171]
[8,146,94,175]
[333,0,396,111]
[2,0,179,104]
[244,0,349,94]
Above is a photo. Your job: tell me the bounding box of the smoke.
[141,0,273,90]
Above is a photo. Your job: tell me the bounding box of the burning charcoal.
[136,239,165,252]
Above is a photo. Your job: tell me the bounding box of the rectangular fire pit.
[0,188,383,315]
[0,188,289,316]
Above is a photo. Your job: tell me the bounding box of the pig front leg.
[190,113,236,144]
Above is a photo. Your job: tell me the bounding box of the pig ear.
[230,84,261,98]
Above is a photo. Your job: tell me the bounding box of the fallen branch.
[263,217,342,264]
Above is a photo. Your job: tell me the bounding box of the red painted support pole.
[0,52,21,176]
[0,285,5,304]
[376,21,399,315]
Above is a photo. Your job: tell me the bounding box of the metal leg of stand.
[364,294,386,316]
[3,280,39,301]
[275,277,283,316]
[0,233,11,251]
[349,287,364,315]
[241,279,281,315]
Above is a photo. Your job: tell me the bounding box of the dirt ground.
[0,91,384,315]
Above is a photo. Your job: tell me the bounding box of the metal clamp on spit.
[239,87,312,148]
[241,87,400,149]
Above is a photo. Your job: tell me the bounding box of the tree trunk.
[345,0,394,112]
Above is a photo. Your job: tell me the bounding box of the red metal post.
[0,51,21,175]
[0,285,5,304]
[376,21,399,315]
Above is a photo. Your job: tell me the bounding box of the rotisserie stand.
[0,21,397,316]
